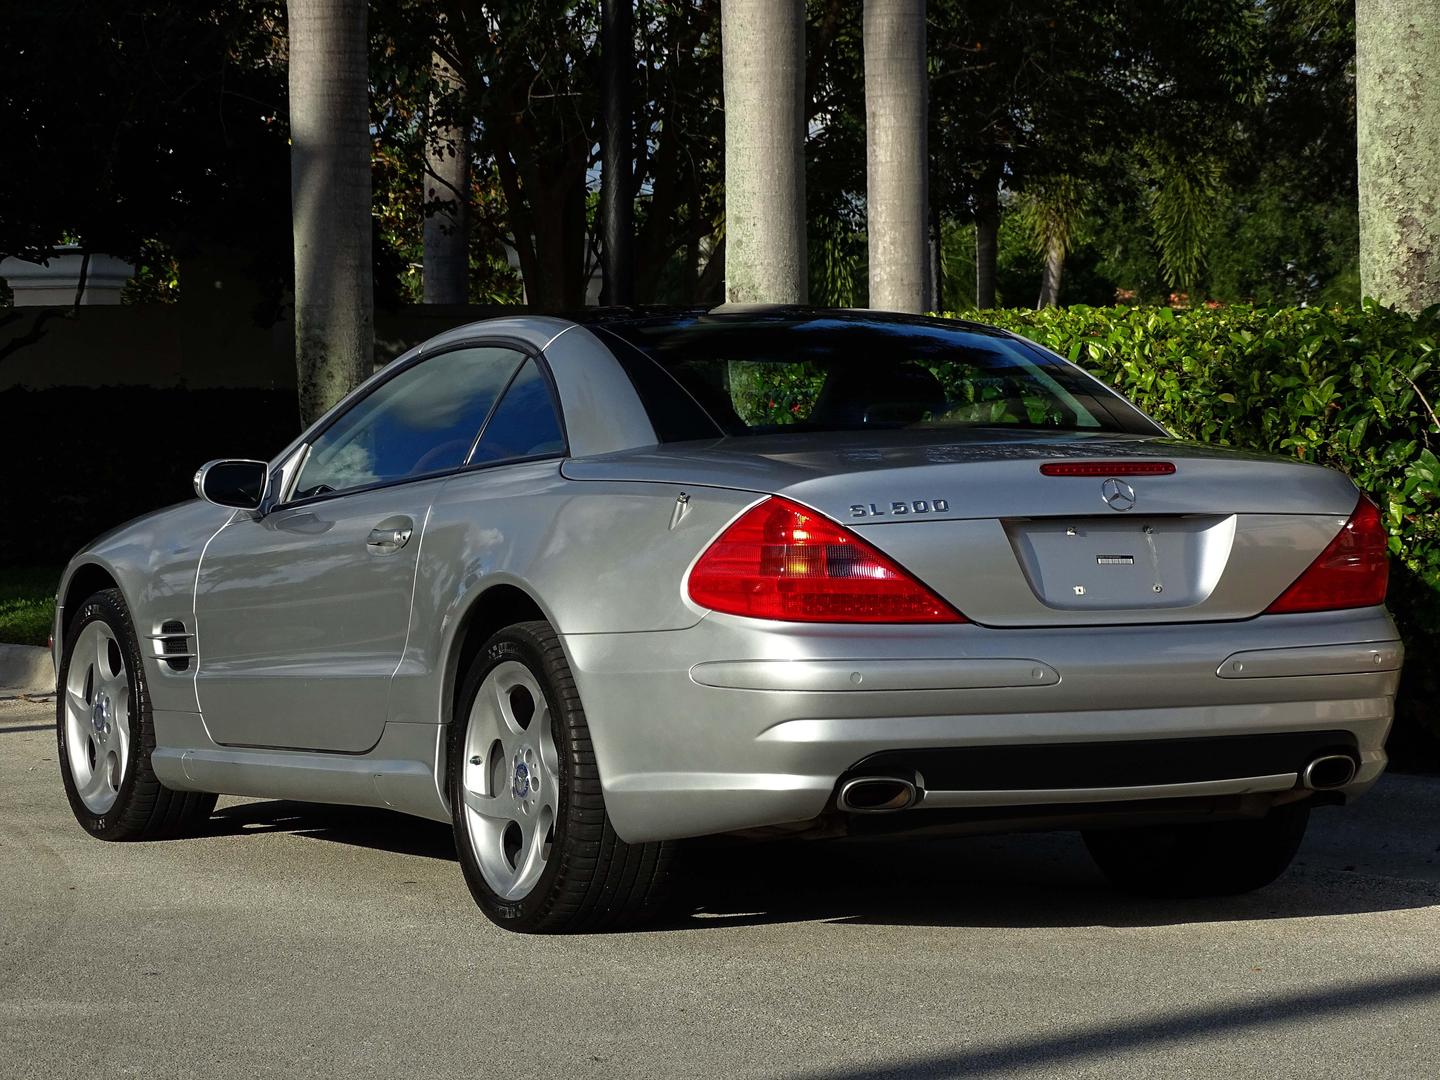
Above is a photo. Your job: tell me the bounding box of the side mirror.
[194,459,270,510]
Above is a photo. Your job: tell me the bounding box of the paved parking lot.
[4,695,1440,1079]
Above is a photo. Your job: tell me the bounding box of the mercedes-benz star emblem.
[513,761,530,799]
[1101,477,1137,512]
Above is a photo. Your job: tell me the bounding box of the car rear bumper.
[562,606,1401,843]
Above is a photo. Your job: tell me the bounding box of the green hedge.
[951,303,1439,758]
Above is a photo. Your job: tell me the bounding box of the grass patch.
[0,566,60,647]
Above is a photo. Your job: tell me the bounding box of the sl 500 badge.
[850,499,950,518]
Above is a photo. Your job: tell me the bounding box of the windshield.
[598,313,1158,441]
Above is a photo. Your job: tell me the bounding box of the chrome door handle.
[366,522,413,554]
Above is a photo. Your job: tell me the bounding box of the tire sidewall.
[56,590,150,838]
[448,627,573,928]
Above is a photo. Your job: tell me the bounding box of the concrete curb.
[0,644,54,698]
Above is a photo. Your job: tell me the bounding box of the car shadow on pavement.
[663,827,1440,930]
[788,968,1440,1079]
[204,797,1440,930]
[207,800,458,861]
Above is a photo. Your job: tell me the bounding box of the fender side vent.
[149,620,195,672]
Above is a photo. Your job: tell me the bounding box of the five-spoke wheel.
[62,619,132,815]
[448,620,676,933]
[56,588,216,839]
[459,660,561,901]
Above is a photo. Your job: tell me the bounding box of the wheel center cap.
[91,693,111,735]
[512,759,530,800]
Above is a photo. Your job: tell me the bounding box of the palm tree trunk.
[422,49,469,305]
[721,0,807,303]
[1037,234,1063,308]
[600,0,635,305]
[1356,0,1440,314]
[974,175,1000,309]
[864,0,928,313]
[288,0,372,424]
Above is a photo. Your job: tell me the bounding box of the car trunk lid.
[562,430,1361,626]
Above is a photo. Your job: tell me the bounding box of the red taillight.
[687,497,965,623]
[1265,498,1389,614]
[1040,461,1176,476]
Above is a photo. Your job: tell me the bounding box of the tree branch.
[1400,368,1440,447]
[0,308,66,366]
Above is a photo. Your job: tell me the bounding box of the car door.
[194,343,529,752]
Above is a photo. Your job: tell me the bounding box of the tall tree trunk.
[721,0,807,304]
[1037,234,1063,308]
[864,0,928,313]
[600,0,635,306]
[633,109,685,300]
[1356,0,1440,313]
[632,5,714,301]
[288,0,372,424]
[974,177,999,309]
[422,49,469,305]
[927,200,942,311]
[443,0,591,309]
[488,113,591,309]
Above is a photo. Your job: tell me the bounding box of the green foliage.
[119,240,181,305]
[1014,175,1087,267]
[371,130,523,306]
[728,361,824,426]
[1201,172,1361,307]
[952,302,1440,748]
[0,566,61,648]
[719,351,1071,429]
[1143,148,1226,292]
[940,215,1118,311]
[809,219,866,308]
[919,0,1358,307]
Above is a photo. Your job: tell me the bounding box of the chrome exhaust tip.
[1301,754,1358,791]
[838,776,919,813]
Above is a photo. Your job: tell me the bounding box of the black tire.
[1083,802,1310,898]
[448,620,675,933]
[57,589,217,840]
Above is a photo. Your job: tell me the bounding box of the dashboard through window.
[291,345,525,500]
[602,314,1157,440]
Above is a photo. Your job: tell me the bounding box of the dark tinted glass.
[293,346,523,499]
[596,328,723,442]
[469,358,566,464]
[603,314,1157,441]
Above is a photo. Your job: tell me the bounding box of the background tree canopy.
[0,0,1365,313]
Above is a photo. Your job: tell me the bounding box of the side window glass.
[292,346,524,499]
[469,358,565,465]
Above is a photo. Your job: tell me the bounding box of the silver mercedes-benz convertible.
[54,308,1401,932]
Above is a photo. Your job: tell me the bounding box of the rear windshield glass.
[598,314,1155,441]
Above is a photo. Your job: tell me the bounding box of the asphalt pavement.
[3,695,1439,1079]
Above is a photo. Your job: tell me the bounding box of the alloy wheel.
[63,620,132,814]
[459,661,561,900]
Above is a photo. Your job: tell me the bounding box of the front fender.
[56,500,234,713]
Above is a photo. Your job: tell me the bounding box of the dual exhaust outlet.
[836,753,1359,814]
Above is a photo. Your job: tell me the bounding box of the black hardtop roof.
[567,304,1001,338]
